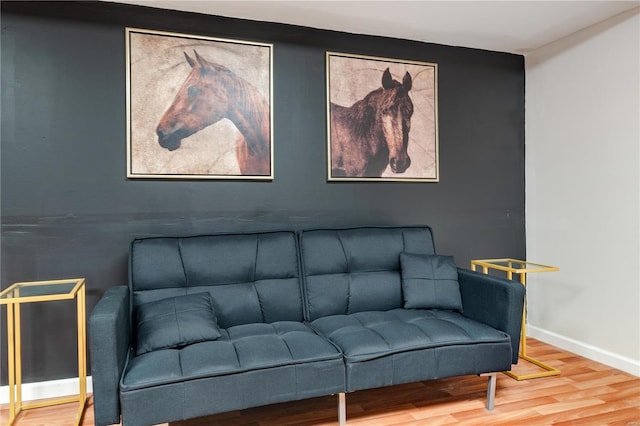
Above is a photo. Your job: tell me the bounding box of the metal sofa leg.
[480,372,498,410]
[338,392,346,425]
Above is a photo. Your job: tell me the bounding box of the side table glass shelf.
[470,259,560,380]
[0,278,87,425]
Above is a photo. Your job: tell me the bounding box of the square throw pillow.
[135,292,222,355]
[400,253,463,311]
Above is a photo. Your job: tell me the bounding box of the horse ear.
[193,50,207,68]
[184,52,196,68]
[382,68,393,89]
[402,72,412,91]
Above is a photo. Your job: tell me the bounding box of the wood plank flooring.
[2,338,638,425]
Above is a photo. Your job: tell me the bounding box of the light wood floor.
[2,338,638,425]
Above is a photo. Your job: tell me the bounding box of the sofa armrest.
[89,285,130,426]
[457,268,525,364]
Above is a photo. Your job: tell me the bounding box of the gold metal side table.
[0,278,87,425]
[470,259,560,380]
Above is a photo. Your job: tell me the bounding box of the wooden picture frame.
[126,28,273,180]
[327,52,438,182]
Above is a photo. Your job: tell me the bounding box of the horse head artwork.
[156,50,270,175]
[330,67,413,178]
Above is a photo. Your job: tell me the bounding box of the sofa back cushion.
[300,227,436,321]
[130,232,303,328]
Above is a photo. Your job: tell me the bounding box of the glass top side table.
[471,259,560,380]
[0,278,87,425]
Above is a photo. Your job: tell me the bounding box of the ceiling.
[109,0,638,54]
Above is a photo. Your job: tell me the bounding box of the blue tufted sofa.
[90,226,525,426]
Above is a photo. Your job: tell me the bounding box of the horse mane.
[201,60,270,155]
[340,96,377,141]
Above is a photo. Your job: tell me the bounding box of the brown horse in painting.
[156,50,270,175]
[331,68,413,177]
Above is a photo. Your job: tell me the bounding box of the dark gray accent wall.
[1,1,525,384]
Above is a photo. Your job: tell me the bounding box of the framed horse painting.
[126,28,273,180]
[326,52,439,182]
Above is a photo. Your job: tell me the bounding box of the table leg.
[519,273,527,357]
[76,284,87,424]
[15,302,22,410]
[7,303,16,423]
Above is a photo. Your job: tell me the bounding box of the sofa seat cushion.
[310,309,511,363]
[121,321,343,391]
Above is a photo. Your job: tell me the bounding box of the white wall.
[525,7,640,376]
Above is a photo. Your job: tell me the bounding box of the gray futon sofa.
[90,226,525,425]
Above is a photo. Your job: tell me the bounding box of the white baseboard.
[527,325,640,377]
[0,376,93,405]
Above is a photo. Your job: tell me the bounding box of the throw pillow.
[400,253,463,311]
[135,292,222,355]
